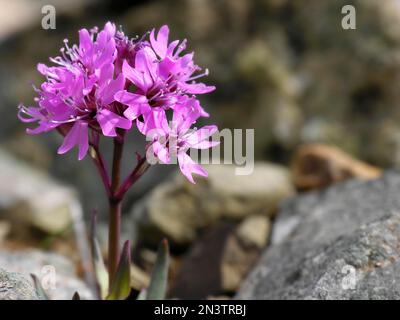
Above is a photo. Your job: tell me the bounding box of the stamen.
[186,68,209,82]
[49,114,88,124]
[174,39,187,57]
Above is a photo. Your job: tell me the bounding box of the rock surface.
[132,163,294,246]
[0,250,94,300]
[0,149,78,234]
[237,171,400,299]
[0,268,39,300]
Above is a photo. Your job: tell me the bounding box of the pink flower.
[146,98,219,183]
[18,22,218,183]
[114,25,213,125]
[18,22,132,160]
[150,25,215,94]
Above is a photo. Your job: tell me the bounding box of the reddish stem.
[87,128,151,292]
[107,131,125,288]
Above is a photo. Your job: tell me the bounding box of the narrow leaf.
[146,239,170,300]
[106,240,132,300]
[31,274,49,300]
[90,209,109,299]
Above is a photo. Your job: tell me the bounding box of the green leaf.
[106,240,132,300]
[72,291,80,300]
[146,239,170,300]
[31,274,49,300]
[90,209,109,299]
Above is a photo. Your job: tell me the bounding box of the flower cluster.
[18,22,218,183]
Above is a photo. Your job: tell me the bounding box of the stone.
[237,171,400,299]
[239,214,400,300]
[221,216,270,292]
[291,144,382,190]
[0,268,39,300]
[0,249,94,300]
[221,233,264,293]
[131,163,294,246]
[0,149,78,234]
[170,216,270,298]
[0,221,11,244]
[235,215,270,249]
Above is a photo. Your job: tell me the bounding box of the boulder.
[0,250,94,300]
[0,149,77,234]
[131,163,294,246]
[221,215,270,292]
[0,269,39,300]
[237,171,400,299]
[291,144,382,190]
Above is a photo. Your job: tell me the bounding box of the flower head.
[18,22,132,159]
[18,23,218,183]
[145,98,219,183]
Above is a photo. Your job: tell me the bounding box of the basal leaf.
[146,239,170,300]
[106,240,131,300]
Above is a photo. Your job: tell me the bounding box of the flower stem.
[108,198,121,288]
[108,131,125,288]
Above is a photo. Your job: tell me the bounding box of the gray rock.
[132,163,294,246]
[0,149,78,234]
[237,171,400,299]
[0,269,39,300]
[0,250,94,300]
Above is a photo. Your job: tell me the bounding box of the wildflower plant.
[18,22,218,300]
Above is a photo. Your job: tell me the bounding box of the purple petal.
[158,57,177,79]
[172,100,201,133]
[114,90,150,120]
[98,64,114,88]
[27,121,57,135]
[79,28,92,53]
[98,73,125,106]
[134,49,156,89]
[97,109,132,137]
[187,125,219,149]
[177,152,208,184]
[153,140,170,164]
[167,40,179,56]
[122,60,147,92]
[104,22,116,38]
[150,25,169,58]
[137,108,168,137]
[180,82,216,94]
[57,121,89,160]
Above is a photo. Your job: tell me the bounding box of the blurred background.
[0,0,397,299]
